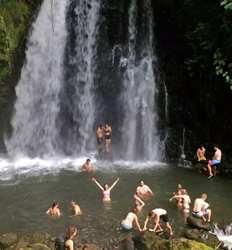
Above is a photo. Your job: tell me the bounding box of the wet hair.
[104,184,108,190]
[214,145,219,149]
[52,201,58,209]
[66,226,77,239]
[86,159,90,162]
[148,211,153,217]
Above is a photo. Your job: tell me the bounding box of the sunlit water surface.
[0,158,231,247]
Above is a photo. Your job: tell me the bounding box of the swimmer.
[134,193,145,212]
[121,207,142,231]
[92,177,119,202]
[192,193,212,223]
[136,180,154,200]
[64,226,78,250]
[207,145,222,178]
[46,201,61,217]
[70,201,82,216]
[81,159,94,173]
[143,208,173,237]
[172,184,185,207]
[170,189,191,214]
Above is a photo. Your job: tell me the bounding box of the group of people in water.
[96,124,112,154]
[46,160,214,249]
[196,145,222,179]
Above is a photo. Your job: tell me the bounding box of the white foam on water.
[213,223,232,250]
[0,156,167,182]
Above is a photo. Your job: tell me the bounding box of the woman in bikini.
[92,177,119,202]
[46,201,61,217]
[104,124,112,153]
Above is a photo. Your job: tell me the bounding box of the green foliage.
[221,0,232,10]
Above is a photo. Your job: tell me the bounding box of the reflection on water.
[0,160,231,247]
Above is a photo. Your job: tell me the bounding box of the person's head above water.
[66,225,78,239]
[177,184,182,189]
[139,180,144,186]
[104,184,109,190]
[201,193,207,200]
[86,159,90,163]
[70,201,76,206]
[214,145,219,151]
[51,201,59,209]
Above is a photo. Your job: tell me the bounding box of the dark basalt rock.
[187,216,211,231]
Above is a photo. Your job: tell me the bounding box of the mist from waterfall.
[6,0,69,157]
[120,0,160,161]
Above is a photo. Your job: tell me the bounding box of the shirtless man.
[207,146,222,178]
[143,208,173,237]
[170,189,191,214]
[46,201,61,217]
[70,201,82,216]
[104,124,112,153]
[196,146,206,162]
[81,159,94,173]
[136,180,154,200]
[121,207,142,231]
[96,125,104,152]
[192,193,212,223]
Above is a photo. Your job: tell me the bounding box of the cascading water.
[6,0,69,157]
[59,0,101,155]
[120,0,160,161]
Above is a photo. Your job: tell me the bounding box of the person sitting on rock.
[143,208,173,237]
[70,201,82,216]
[192,193,212,223]
[196,145,206,162]
[46,201,61,217]
[170,189,191,214]
[121,207,142,231]
[65,226,78,250]
[136,180,154,200]
[207,145,222,179]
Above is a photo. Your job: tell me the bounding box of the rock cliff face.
[0,0,42,151]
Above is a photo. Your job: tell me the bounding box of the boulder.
[0,233,18,248]
[184,229,220,249]
[133,232,214,250]
[187,216,211,230]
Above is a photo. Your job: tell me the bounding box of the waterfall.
[6,0,69,157]
[59,0,101,155]
[120,0,160,161]
[163,81,169,123]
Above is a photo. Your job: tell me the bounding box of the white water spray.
[6,0,69,157]
[121,0,160,160]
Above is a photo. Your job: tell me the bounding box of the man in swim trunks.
[207,146,222,178]
[121,207,142,231]
[96,125,104,152]
[192,193,212,223]
[196,145,206,162]
[81,159,94,173]
[143,208,173,237]
[136,180,154,200]
[104,123,112,153]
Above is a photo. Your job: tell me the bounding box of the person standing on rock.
[65,226,78,250]
[96,124,104,153]
[121,207,142,231]
[207,145,222,178]
[46,201,61,217]
[143,208,173,237]
[104,123,112,153]
[192,193,212,223]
